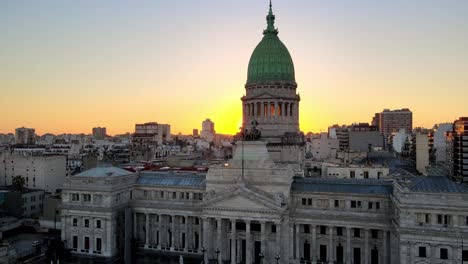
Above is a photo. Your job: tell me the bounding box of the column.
[328,226,334,264]
[312,225,317,264]
[184,216,189,252]
[295,224,300,259]
[276,223,281,261]
[171,215,175,251]
[145,213,149,247]
[261,221,266,257]
[289,224,294,261]
[383,230,388,264]
[133,212,137,239]
[246,220,252,264]
[346,227,351,264]
[157,214,161,249]
[364,229,369,264]
[217,218,223,263]
[198,217,203,253]
[203,217,209,264]
[231,219,236,264]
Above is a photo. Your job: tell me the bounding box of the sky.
[1,0,467,135]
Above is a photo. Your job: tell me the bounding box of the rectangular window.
[271,225,277,233]
[72,236,78,250]
[364,171,369,179]
[302,198,307,206]
[368,202,373,209]
[334,200,340,208]
[376,202,381,210]
[96,220,101,229]
[270,103,275,116]
[84,219,89,228]
[172,192,177,199]
[71,193,79,201]
[143,190,148,198]
[419,246,427,258]
[466,216,468,226]
[83,194,91,202]
[337,227,343,236]
[307,198,312,206]
[463,250,468,261]
[96,238,102,252]
[440,248,448,260]
[371,229,378,239]
[425,214,430,224]
[437,214,443,224]
[354,228,360,238]
[84,237,90,251]
[357,201,362,208]
[73,218,78,226]
[304,225,310,234]
[320,226,327,235]
[351,201,357,208]
[350,171,355,178]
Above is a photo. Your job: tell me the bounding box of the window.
[351,201,356,208]
[354,228,360,238]
[83,194,91,202]
[357,201,362,208]
[143,190,148,198]
[350,171,355,178]
[71,193,79,201]
[96,238,102,253]
[368,202,373,209]
[371,229,378,239]
[84,219,89,228]
[302,198,307,206]
[334,200,340,208]
[437,214,443,224]
[84,237,90,251]
[73,218,78,226]
[320,226,327,235]
[304,225,310,234]
[425,214,430,223]
[307,198,312,206]
[72,236,78,250]
[337,227,343,236]
[30,196,35,202]
[463,250,468,261]
[96,220,101,229]
[364,171,369,179]
[180,192,185,199]
[376,202,380,210]
[351,200,362,208]
[172,192,177,199]
[185,192,189,199]
[440,248,448,260]
[419,246,427,258]
[271,225,277,233]
[466,216,468,226]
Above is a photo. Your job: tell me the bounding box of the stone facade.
[61,142,468,264]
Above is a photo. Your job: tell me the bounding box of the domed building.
[60,3,468,264]
[241,2,304,164]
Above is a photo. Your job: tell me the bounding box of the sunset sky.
[1,0,467,135]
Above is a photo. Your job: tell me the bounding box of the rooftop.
[137,171,206,188]
[75,166,133,178]
[292,177,393,195]
[408,176,468,193]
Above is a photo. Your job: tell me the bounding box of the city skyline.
[1,0,467,135]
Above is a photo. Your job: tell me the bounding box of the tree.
[12,175,25,192]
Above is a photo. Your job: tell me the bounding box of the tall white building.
[433,123,453,163]
[200,119,215,142]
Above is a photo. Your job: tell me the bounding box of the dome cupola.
[246,1,296,87]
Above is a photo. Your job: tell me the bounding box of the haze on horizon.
[1,0,467,136]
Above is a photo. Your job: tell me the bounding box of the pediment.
[203,186,283,212]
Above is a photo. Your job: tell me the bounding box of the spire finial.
[264,0,278,35]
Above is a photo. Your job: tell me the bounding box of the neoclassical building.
[61,3,468,264]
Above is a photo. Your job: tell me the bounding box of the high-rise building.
[371,113,380,129]
[416,133,430,175]
[15,127,36,145]
[447,117,468,182]
[200,119,215,141]
[92,127,107,140]
[132,122,171,146]
[379,108,412,147]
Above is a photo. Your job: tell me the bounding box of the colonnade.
[244,100,298,120]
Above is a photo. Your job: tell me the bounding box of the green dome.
[246,3,296,86]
